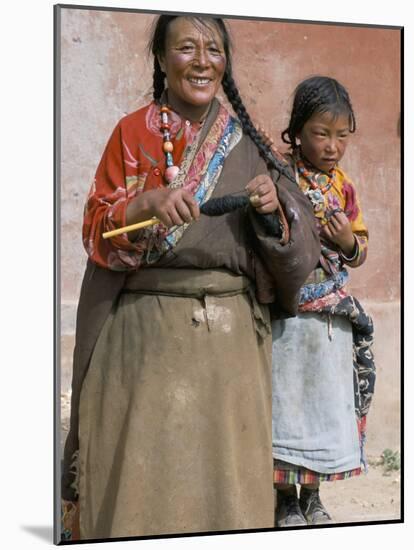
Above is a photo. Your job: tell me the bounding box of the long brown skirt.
[78,271,274,539]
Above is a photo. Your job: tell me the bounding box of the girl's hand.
[246,174,279,214]
[322,211,355,256]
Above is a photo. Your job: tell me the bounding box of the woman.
[61,14,320,540]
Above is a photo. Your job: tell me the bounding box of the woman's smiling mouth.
[188,77,212,85]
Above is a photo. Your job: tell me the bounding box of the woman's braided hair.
[282,76,356,149]
[148,15,293,182]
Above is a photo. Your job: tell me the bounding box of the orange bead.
[163,141,174,153]
[160,106,170,113]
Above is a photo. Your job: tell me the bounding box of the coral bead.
[163,141,174,153]
[165,165,180,183]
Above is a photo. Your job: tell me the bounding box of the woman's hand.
[322,211,356,256]
[144,188,200,227]
[127,188,200,229]
[245,174,279,214]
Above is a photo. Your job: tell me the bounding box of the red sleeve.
[82,122,146,270]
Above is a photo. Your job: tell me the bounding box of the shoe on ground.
[299,488,333,525]
[275,490,307,527]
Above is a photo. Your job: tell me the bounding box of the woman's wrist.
[126,193,152,226]
[124,194,154,241]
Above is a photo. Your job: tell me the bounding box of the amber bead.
[163,141,174,153]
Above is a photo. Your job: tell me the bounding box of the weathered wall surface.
[59,8,401,455]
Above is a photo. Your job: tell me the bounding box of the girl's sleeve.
[339,175,369,268]
[82,122,146,271]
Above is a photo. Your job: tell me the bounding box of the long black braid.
[148,14,295,184]
[152,57,165,101]
[282,76,356,149]
[221,71,295,183]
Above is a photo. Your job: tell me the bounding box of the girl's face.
[297,110,351,173]
[158,17,226,121]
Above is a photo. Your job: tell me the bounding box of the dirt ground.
[320,460,401,524]
[60,391,401,526]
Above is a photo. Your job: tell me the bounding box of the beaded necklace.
[296,153,336,214]
[160,105,180,184]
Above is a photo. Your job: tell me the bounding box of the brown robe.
[62,129,320,539]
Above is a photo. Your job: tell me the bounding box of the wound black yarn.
[254,212,282,237]
[200,195,281,237]
[200,195,249,216]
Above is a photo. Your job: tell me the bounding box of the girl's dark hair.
[282,76,356,149]
[148,15,293,182]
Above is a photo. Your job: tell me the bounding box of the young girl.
[271,76,376,527]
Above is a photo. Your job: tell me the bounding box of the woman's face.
[158,17,227,121]
[297,110,351,173]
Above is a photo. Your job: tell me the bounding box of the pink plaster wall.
[59,8,401,453]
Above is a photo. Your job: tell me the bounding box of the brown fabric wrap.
[124,267,250,297]
[78,276,274,537]
[61,261,126,501]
